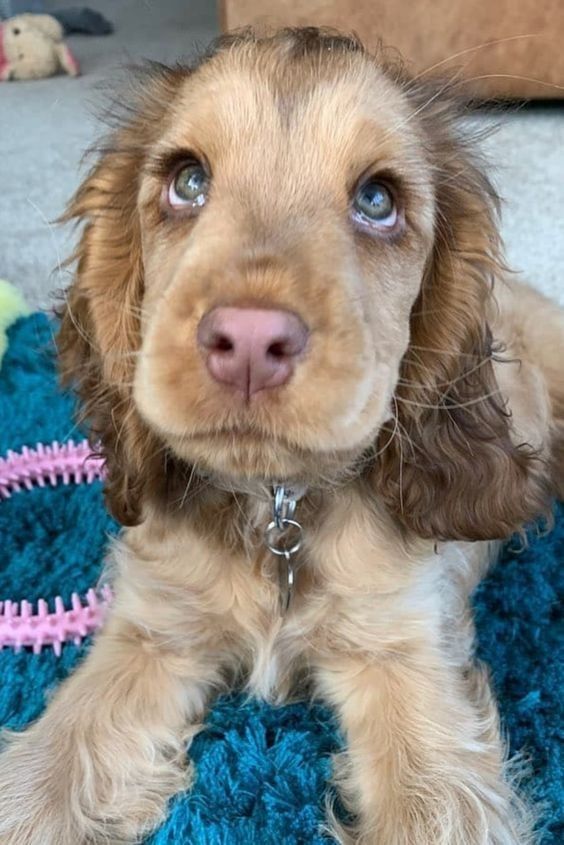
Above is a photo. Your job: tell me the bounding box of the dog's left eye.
[168,162,209,209]
[353,180,397,229]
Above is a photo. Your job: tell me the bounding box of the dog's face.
[133,44,435,480]
[59,30,549,538]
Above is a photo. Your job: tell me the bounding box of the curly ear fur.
[57,65,188,525]
[373,88,551,541]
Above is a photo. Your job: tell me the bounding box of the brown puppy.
[0,28,563,845]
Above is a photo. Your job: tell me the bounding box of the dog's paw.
[0,725,193,845]
[0,732,73,845]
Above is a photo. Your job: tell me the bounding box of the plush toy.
[0,13,79,80]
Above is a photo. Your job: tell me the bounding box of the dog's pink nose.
[198,307,309,397]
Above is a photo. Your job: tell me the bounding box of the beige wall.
[221,0,564,98]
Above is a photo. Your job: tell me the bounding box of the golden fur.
[0,28,563,845]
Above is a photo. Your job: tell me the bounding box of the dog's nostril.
[267,340,288,359]
[212,332,234,353]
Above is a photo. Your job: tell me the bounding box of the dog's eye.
[353,180,397,228]
[168,162,209,210]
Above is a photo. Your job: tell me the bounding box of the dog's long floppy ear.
[57,65,185,525]
[373,88,551,542]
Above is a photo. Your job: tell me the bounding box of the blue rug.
[0,314,562,844]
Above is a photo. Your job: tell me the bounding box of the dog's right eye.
[168,162,209,210]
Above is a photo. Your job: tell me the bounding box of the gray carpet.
[1,1,563,310]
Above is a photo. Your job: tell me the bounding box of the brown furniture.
[220,0,564,98]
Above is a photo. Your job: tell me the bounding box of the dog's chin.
[165,430,363,488]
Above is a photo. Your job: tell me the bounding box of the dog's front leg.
[315,646,531,845]
[0,603,222,845]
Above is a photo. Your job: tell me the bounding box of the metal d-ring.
[265,517,303,557]
[266,485,304,614]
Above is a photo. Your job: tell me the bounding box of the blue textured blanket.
[0,314,562,844]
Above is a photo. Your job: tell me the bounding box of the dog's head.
[59,28,549,539]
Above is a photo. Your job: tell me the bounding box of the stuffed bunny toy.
[0,13,79,80]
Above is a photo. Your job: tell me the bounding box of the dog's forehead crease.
[160,60,418,181]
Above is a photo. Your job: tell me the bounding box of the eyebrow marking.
[144,148,203,178]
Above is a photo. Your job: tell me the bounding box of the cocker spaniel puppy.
[0,28,563,845]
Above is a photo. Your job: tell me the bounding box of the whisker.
[26,197,66,295]
[453,72,564,94]
[394,397,406,515]
[59,292,92,349]
[369,411,400,462]
[177,462,199,511]
[407,345,486,358]
[395,387,503,411]
[406,34,541,85]
[398,355,492,390]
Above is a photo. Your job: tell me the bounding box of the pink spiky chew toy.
[0,440,111,654]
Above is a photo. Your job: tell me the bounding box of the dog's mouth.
[167,425,302,463]
[187,426,265,441]
[162,422,368,490]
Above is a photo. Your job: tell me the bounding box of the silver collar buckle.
[265,485,304,614]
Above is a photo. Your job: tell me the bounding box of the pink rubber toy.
[0,439,104,499]
[0,439,112,655]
